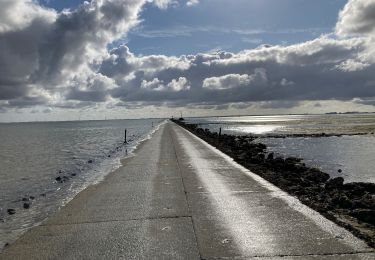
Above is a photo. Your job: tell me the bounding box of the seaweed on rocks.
[172,119,375,248]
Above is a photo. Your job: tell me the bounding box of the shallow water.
[259,136,375,183]
[188,114,375,135]
[186,114,375,184]
[0,119,164,248]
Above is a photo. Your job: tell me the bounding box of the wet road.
[1,122,374,259]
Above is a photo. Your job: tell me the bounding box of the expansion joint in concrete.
[41,215,194,228]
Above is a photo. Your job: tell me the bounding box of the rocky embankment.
[173,120,375,248]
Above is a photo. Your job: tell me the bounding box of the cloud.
[113,32,375,108]
[186,0,199,7]
[280,78,295,86]
[336,0,375,36]
[66,74,116,102]
[353,97,375,106]
[141,78,164,91]
[0,0,173,110]
[257,100,300,109]
[131,25,325,39]
[140,77,190,91]
[151,0,177,9]
[43,107,53,113]
[202,69,267,90]
[0,0,57,33]
[1,0,375,115]
[0,0,147,103]
[167,77,190,91]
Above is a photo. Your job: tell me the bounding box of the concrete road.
[1,122,374,259]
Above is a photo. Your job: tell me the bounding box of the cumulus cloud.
[141,77,190,91]
[0,0,148,108]
[0,0,57,33]
[151,0,177,9]
[336,0,375,36]
[167,77,190,91]
[108,34,375,106]
[66,74,116,102]
[1,0,375,114]
[202,69,267,90]
[141,78,164,91]
[186,0,200,7]
[0,0,178,110]
[280,78,295,86]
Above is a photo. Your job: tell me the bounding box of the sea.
[185,113,375,184]
[0,118,165,249]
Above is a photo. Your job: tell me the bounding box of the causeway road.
[1,122,374,259]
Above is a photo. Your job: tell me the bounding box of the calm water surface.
[186,114,375,183]
[0,119,164,248]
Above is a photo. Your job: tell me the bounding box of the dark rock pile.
[173,120,375,247]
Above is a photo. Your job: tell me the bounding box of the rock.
[343,183,366,196]
[7,209,15,215]
[272,157,285,169]
[325,177,344,190]
[237,152,247,161]
[257,153,265,160]
[267,152,274,160]
[285,157,302,164]
[331,193,352,209]
[338,169,342,173]
[55,176,62,182]
[23,203,30,209]
[108,155,111,157]
[88,159,93,163]
[350,209,375,225]
[352,199,368,209]
[357,182,375,193]
[293,163,309,173]
[249,154,264,164]
[305,169,330,184]
[40,193,46,197]
[22,197,29,202]
[359,194,375,210]
[29,196,35,200]
[71,173,76,176]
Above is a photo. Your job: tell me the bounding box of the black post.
[124,129,127,144]
[219,127,222,139]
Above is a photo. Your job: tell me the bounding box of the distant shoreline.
[173,119,375,248]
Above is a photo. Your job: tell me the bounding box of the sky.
[0,0,375,122]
